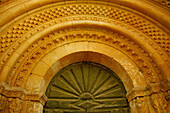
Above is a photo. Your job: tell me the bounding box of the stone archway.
[0,0,169,113]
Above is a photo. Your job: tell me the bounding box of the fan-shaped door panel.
[43,62,130,113]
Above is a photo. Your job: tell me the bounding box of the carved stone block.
[6,98,22,113]
[0,94,7,112]
[27,101,43,113]
[130,96,156,113]
[151,92,168,113]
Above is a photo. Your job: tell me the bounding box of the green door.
[43,62,130,113]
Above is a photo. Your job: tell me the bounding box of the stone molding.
[0,82,47,105]
[130,93,168,113]
[0,0,169,30]
[0,2,169,91]
[1,22,168,91]
[126,84,168,101]
[0,95,43,113]
[0,0,169,113]
[0,3,169,55]
[0,18,169,88]
[0,82,168,112]
[0,19,169,111]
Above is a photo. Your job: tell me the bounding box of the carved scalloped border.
[0,4,169,89]
[0,3,169,57]
[1,16,168,89]
[5,26,165,100]
[13,27,158,87]
[0,2,169,105]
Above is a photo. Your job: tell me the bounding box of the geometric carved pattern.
[44,62,130,113]
[0,3,169,94]
[0,1,169,113]
[0,3,169,55]
[12,26,159,87]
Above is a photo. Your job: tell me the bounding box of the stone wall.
[0,0,169,112]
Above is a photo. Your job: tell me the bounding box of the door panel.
[43,62,130,113]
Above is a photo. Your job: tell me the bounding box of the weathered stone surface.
[0,94,6,112]
[151,92,168,113]
[0,0,169,112]
[7,98,22,113]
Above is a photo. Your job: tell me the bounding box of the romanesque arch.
[0,0,169,112]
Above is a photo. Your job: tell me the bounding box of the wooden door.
[43,62,130,113]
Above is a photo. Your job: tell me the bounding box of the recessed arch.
[43,61,130,112]
[0,20,167,88]
[25,41,147,100]
[0,0,169,112]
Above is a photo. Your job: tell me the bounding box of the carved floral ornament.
[0,0,169,113]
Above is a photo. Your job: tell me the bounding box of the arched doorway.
[43,62,130,113]
[0,0,169,112]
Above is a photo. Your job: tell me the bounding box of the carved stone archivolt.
[0,0,169,113]
[0,2,169,89]
[10,26,160,88]
[0,3,169,55]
